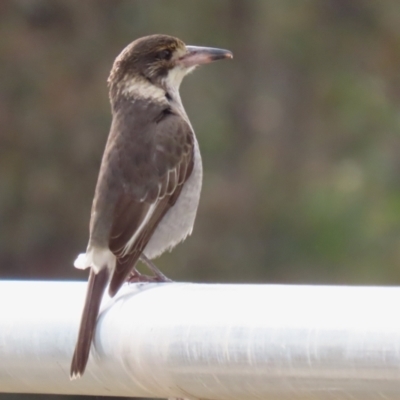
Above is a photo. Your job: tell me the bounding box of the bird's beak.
[179,45,233,68]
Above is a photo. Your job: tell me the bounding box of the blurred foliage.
[1,0,400,287]
[1,1,400,400]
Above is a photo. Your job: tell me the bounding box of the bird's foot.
[127,270,154,283]
[127,269,172,284]
[139,254,173,282]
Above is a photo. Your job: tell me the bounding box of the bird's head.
[108,34,232,102]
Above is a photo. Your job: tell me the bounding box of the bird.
[70,34,232,379]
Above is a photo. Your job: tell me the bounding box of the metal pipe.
[1,281,400,399]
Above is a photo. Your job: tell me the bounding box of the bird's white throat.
[121,65,195,104]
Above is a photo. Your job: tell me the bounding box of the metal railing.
[1,280,400,399]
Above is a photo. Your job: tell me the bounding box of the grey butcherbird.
[70,34,232,378]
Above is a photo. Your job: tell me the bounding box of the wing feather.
[107,110,194,296]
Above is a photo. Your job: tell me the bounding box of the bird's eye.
[158,49,172,61]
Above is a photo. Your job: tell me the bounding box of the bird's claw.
[127,271,173,284]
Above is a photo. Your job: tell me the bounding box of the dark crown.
[108,35,186,87]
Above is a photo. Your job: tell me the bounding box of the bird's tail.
[70,268,109,379]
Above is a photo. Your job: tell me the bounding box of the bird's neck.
[112,76,187,118]
[119,76,168,103]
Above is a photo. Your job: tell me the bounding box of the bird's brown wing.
[108,111,194,297]
[70,108,193,378]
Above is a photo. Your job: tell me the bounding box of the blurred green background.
[2,0,400,286]
[1,0,400,399]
